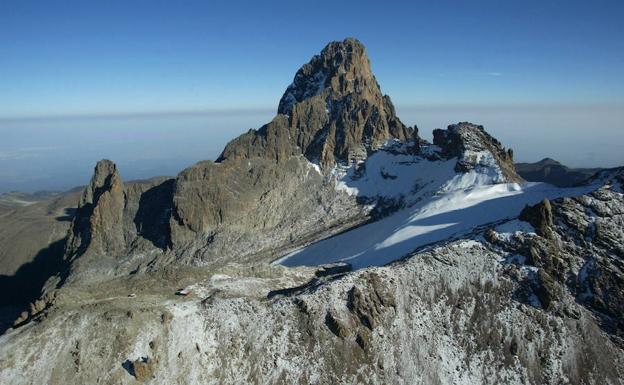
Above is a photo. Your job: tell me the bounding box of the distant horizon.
[1,101,622,194]
[1,0,622,192]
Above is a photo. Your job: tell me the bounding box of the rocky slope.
[1,38,623,385]
[433,122,521,182]
[1,177,623,384]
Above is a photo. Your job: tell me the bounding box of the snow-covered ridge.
[279,141,598,269]
[333,140,506,205]
[277,182,595,269]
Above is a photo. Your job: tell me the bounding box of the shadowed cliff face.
[219,38,414,168]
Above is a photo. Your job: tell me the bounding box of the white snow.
[333,144,508,206]
[495,219,536,234]
[278,182,594,269]
[333,148,454,201]
[494,219,536,242]
[306,161,322,176]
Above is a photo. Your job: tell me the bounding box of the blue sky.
[1,0,623,117]
[1,0,623,192]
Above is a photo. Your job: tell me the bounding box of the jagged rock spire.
[66,159,125,260]
[277,38,379,115]
[219,38,415,168]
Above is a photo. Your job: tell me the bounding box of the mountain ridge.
[52,38,527,286]
[2,38,623,385]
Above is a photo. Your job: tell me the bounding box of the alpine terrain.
[1,38,623,385]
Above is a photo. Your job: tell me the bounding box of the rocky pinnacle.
[219,38,415,168]
[65,159,125,261]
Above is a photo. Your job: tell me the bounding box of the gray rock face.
[169,157,364,265]
[433,122,521,182]
[219,38,414,168]
[519,198,553,236]
[60,160,175,284]
[65,160,125,261]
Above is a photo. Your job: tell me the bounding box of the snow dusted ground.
[279,147,596,269]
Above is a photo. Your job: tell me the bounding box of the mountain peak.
[536,157,562,166]
[277,38,374,115]
[220,38,414,167]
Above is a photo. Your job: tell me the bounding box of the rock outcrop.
[433,122,521,182]
[169,157,363,263]
[59,160,175,284]
[492,175,624,343]
[348,273,396,330]
[219,38,414,167]
[65,160,125,261]
[519,198,553,236]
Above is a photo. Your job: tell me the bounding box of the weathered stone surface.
[433,122,521,182]
[219,38,414,168]
[492,171,624,342]
[65,160,125,260]
[169,157,364,264]
[534,269,559,310]
[325,310,350,338]
[519,198,553,236]
[58,160,175,284]
[348,273,395,329]
[3,233,623,385]
[130,357,154,381]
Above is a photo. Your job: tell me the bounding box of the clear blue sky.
[1,0,623,117]
[1,0,623,193]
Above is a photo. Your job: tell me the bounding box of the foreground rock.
[1,230,622,384]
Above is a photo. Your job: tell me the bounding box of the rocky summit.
[1,38,623,385]
[219,38,414,167]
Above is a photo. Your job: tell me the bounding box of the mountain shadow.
[0,237,68,334]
